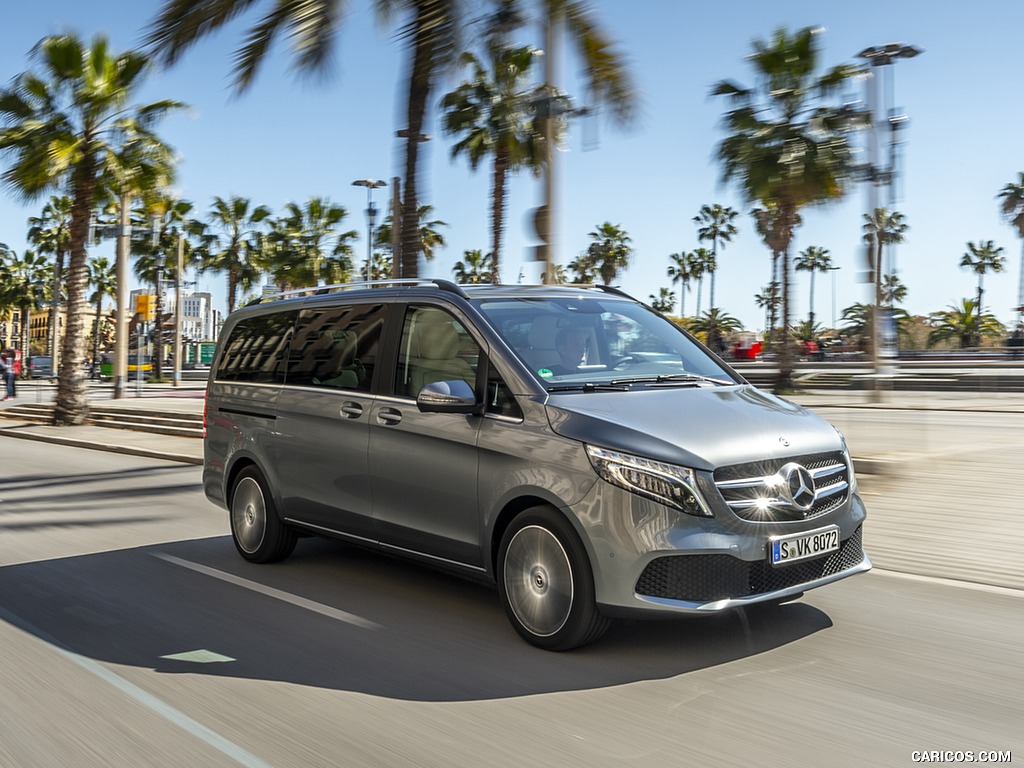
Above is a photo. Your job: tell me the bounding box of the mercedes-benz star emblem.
[778,462,816,511]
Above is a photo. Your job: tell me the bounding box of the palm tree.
[693,203,738,348]
[881,273,907,307]
[960,240,1006,345]
[87,255,116,378]
[146,0,462,281]
[997,172,1024,324]
[198,196,272,313]
[1,248,53,364]
[0,34,183,424]
[441,31,545,281]
[688,308,743,345]
[147,0,635,279]
[751,204,800,342]
[688,248,714,317]
[586,222,632,285]
[862,206,908,290]
[567,248,598,283]
[544,262,568,284]
[270,198,358,286]
[27,195,72,374]
[452,249,496,284]
[840,302,912,351]
[648,287,675,314]
[928,300,1005,350]
[667,252,692,317]
[713,27,860,391]
[375,204,448,269]
[754,284,779,334]
[794,246,832,329]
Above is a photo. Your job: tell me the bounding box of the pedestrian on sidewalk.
[0,350,13,400]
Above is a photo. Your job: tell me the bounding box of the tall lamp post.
[352,179,386,282]
[856,42,921,395]
[827,265,841,332]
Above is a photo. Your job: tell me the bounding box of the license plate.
[770,525,841,566]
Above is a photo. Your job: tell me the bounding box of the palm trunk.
[808,270,816,329]
[92,298,103,380]
[49,247,64,377]
[154,278,164,380]
[491,149,509,283]
[53,163,95,426]
[400,2,438,280]
[774,202,798,393]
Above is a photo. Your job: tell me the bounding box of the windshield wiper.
[546,382,631,392]
[609,373,735,387]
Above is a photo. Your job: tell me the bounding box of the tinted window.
[215,311,296,383]
[286,304,385,393]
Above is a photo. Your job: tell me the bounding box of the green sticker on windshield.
[538,368,553,378]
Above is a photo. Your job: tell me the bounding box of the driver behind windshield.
[548,326,589,375]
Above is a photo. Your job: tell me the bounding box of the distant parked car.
[29,356,53,378]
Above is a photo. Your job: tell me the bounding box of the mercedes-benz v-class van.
[203,280,869,650]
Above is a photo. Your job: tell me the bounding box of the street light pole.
[856,42,921,397]
[173,234,184,388]
[828,265,841,332]
[352,179,386,282]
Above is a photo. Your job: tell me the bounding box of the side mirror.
[416,379,478,413]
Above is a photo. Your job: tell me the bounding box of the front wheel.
[497,507,611,651]
[230,466,297,563]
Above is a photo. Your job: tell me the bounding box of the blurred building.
[131,289,219,341]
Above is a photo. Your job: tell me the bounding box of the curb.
[0,427,202,465]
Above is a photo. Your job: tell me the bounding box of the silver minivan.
[203,280,869,650]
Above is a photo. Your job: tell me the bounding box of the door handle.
[376,407,402,425]
[340,402,363,418]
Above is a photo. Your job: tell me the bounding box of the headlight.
[585,445,712,517]
[836,429,858,492]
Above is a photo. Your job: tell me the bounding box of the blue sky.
[2,0,1023,334]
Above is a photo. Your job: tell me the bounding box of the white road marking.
[0,606,276,768]
[152,553,382,629]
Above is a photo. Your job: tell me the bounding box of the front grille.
[713,450,850,522]
[635,526,864,602]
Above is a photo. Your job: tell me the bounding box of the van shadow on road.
[0,535,833,702]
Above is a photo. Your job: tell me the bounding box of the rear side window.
[287,303,385,393]
[215,311,296,383]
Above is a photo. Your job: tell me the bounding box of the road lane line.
[152,553,382,629]
[870,567,1024,598]
[0,605,277,768]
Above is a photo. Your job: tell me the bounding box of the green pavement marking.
[160,649,236,663]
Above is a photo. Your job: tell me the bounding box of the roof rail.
[593,284,636,301]
[246,278,468,306]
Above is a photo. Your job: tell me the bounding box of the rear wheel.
[230,466,297,563]
[497,506,611,650]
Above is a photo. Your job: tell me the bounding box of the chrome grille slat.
[713,451,851,522]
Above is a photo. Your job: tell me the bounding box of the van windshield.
[476,298,739,388]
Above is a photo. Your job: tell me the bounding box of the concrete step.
[0,403,203,438]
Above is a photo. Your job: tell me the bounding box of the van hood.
[544,385,842,470]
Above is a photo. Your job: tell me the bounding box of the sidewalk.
[0,381,205,465]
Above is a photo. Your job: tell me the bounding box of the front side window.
[287,304,385,393]
[394,306,480,398]
[215,311,296,383]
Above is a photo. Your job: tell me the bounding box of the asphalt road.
[0,440,1020,767]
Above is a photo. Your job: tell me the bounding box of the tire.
[497,506,611,651]
[229,466,297,563]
